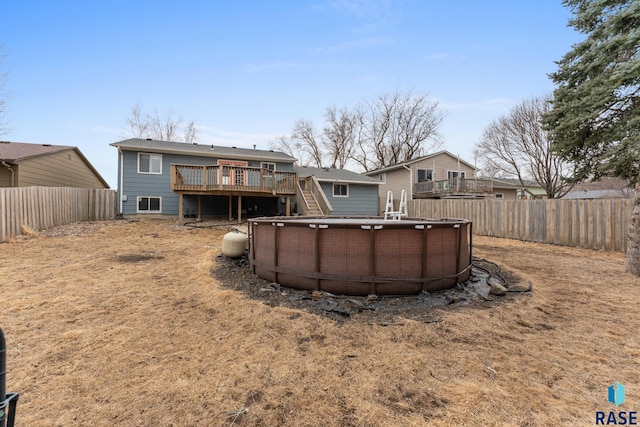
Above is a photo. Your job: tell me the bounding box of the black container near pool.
[249,216,472,296]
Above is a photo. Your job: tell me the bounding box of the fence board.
[0,187,116,242]
[408,198,633,253]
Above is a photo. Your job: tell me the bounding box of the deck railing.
[415,178,493,195]
[171,164,297,194]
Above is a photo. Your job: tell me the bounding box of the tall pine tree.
[546,0,640,274]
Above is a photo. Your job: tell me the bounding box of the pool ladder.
[384,190,408,221]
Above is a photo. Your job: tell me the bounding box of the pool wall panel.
[249,217,472,296]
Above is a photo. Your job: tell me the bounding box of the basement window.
[137,196,162,213]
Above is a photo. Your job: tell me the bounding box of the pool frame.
[249,216,472,296]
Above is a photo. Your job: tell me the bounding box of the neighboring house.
[364,151,550,210]
[294,165,380,216]
[364,151,481,206]
[488,178,547,200]
[563,177,634,199]
[0,141,109,188]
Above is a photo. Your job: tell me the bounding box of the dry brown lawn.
[1,219,638,426]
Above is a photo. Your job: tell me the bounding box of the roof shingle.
[294,165,379,184]
[110,138,296,163]
[0,141,75,162]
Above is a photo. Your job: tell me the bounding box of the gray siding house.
[111,138,298,218]
[294,165,380,216]
[111,138,380,219]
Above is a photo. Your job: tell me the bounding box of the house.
[488,178,547,200]
[563,177,634,199]
[364,151,551,210]
[364,151,489,208]
[111,138,301,219]
[0,141,109,188]
[294,165,380,216]
[111,138,381,220]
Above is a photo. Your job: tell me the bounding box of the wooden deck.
[414,178,493,198]
[171,164,297,196]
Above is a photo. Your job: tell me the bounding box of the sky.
[1,0,582,188]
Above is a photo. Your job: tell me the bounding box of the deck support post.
[237,195,242,223]
[228,195,232,220]
[285,196,291,216]
[178,193,184,220]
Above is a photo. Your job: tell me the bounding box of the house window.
[137,196,162,213]
[261,162,276,171]
[447,170,466,179]
[417,168,433,182]
[495,193,504,199]
[138,153,162,174]
[379,172,386,182]
[333,183,349,197]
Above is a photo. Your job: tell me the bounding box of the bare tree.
[323,106,358,169]
[474,95,574,199]
[271,119,324,167]
[291,119,324,167]
[270,134,299,161]
[474,161,509,179]
[356,90,444,171]
[124,103,199,143]
[272,90,444,171]
[183,121,198,145]
[125,103,149,139]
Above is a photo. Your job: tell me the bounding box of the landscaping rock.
[489,282,508,296]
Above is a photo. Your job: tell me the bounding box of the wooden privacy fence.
[0,187,116,242]
[408,198,633,253]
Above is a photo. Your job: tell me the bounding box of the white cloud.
[424,53,454,61]
[315,36,394,53]
[424,53,467,61]
[324,0,396,24]
[241,61,308,73]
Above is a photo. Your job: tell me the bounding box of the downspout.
[402,164,413,200]
[1,161,15,187]
[118,147,124,215]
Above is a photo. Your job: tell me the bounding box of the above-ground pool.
[249,216,472,296]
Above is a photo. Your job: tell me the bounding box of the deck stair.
[301,188,323,215]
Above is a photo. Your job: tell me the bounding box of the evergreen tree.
[546,0,640,274]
